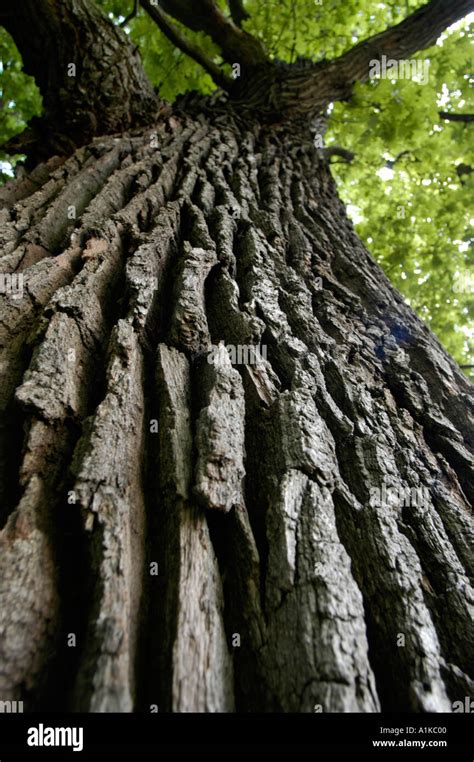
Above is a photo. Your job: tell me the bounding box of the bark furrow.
[0,105,472,712]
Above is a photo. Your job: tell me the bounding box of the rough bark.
[5,0,472,167]
[0,0,159,164]
[0,100,472,712]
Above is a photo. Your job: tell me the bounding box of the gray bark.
[0,0,159,164]
[0,104,472,712]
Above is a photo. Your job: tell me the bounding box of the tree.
[0,0,472,714]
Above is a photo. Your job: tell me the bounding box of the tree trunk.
[0,0,159,164]
[0,99,472,714]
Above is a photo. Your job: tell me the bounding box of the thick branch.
[324,0,474,100]
[0,0,159,165]
[140,0,231,89]
[228,0,249,28]
[230,0,474,119]
[439,111,474,123]
[324,146,355,163]
[154,0,267,65]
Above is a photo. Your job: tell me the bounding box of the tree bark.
[0,0,159,164]
[0,97,472,712]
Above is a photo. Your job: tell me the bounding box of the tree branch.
[120,0,139,28]
[324,0,474,100]
[152,0,267,65]
[228,0,249,28]
[139,0,231,89]
[386,150,411,168]
[231,0,474,119]
[324,146,355,163]
[439,111,474,123]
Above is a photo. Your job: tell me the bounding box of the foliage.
[0,0,471,374]
[102,0,223,99]
[243,0,423,62]
[327,21,473,377]
[0,28,42,181]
